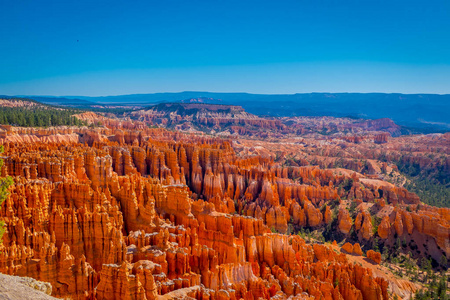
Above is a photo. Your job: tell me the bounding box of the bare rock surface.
[0,273,55,300]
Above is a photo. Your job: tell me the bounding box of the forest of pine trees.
[0,106,86,127]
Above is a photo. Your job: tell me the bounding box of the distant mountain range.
[8,92,450,132]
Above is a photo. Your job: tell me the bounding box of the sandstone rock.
[357,212,374,240]
[0,273,57,300]
[353,243,363,256]
[0,126,431,300]
[394,210,404,236]
[341,243,353,254]
[377,216,391,239]
[366,250,382,264]
[338,208,352,235]
[324,205,332,225]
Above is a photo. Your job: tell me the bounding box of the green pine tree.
[0,145,13,243]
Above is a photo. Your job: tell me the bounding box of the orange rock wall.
[0,126,446,299]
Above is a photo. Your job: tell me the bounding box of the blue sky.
[0,0,449,96]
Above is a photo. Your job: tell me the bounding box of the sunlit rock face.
[0,120,448,300]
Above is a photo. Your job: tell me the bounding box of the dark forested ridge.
[0,98,86,127]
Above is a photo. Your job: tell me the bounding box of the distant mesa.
[151,102,244,114]
[18,92,450,132]
[179,97,223,104]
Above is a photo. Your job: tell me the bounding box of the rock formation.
[0,120,447,300]
[366,250,382,264]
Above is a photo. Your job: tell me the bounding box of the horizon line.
[5,91,450,98]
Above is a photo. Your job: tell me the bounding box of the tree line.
[0,107,87,127]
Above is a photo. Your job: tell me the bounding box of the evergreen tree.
[440,255,448,270]
[0,145,13,243]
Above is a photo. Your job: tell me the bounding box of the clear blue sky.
[1,0,449,96]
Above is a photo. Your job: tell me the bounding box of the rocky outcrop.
[353,243,363,256]
[374,133,390,144]
[131,103,286,137]
[377,216,391,239]
[367,250,382,264]
[0,273,57,300]
[393,210,404,236]
[338,208,353,235]
[355,211,373,241]
[341,243,353,254]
